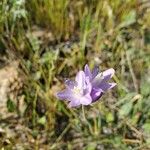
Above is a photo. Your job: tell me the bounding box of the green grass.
[0,0,150,149]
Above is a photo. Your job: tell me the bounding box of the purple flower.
[57,71,92,107]
[84,64,116,102]
[56,64,116,107]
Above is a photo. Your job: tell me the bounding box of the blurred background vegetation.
[0,0,150,149]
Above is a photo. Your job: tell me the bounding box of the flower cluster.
[56,64,116,107]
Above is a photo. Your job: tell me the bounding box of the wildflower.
[84,64,116,102]
[57,71,92,107]
[57,64,116,107]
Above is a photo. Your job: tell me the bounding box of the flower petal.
[80,94,92,105]
[92,72,103,87]
[102,68,115,80]
[68,98,80,107]
[108,82,117,89]
[98,82,116,92]
[92,65,99,79]
[75,71,86,89]
[65,79,77,89]
[91,88,103,102]
[84,77,92,94]
[84,64,92,79]
[92,68,115,88]
[56,89,72,101]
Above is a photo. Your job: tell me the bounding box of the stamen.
[73,87,83,95]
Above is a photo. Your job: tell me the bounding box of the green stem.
[82,105,93,134]
[82,105,86,121]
